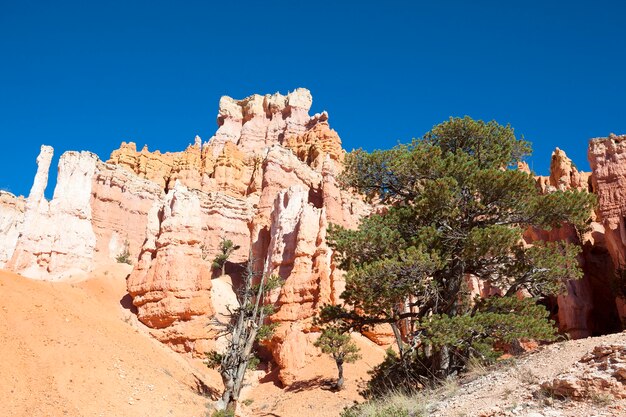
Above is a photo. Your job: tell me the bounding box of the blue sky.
[1,0,624,197]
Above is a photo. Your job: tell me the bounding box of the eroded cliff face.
[589,135,626,266]
[4,88,626,387]
[0,89,365,383]
[128,182,216,354]
[7,147,98,280]
[588,135,626,322]
[106,88,367,382]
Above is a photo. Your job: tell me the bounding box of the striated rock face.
[1,89,364,379]
[91,160,164,264]
[111,88,368,375]
[4,145,166,279]
[0,191,25,268]
[210,88,313,157]
[525,146,622,339]
[261,186,332,384]
[264,186,332,322]
[587,135,626,331]
[284,112,344,170]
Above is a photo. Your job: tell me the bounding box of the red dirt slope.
[0,267,217,417]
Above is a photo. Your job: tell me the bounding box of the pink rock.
[128,182,214,355]
[1,88,374,384]
[8,147,98,280]
[90,160,164,265]
[589,135,626,266]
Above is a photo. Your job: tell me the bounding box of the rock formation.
[128,182,215,354]
[3,87,626,387]
[7,147,98,280]
[589,135,626,266]
[108,88,368,381]
[525,147,622,338]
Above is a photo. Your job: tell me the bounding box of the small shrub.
[363,348,426,398]
[116,240,133,265]
[590,392,614,407]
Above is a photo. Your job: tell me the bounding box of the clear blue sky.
[1,0,624,197]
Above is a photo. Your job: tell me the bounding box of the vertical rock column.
[263,186,333,385]
[8,147,98,280]
[128,182,215,355]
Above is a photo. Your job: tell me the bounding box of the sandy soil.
[242,333,387,417]
[0,266,217,417]
[0,266,386,417]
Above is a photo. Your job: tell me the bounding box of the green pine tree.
[314,326,361,390]
[212,238,240,276]
[323,116,596,387]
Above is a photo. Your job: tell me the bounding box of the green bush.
[115,240,132,265]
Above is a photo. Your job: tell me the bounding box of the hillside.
[0,267,216,417]
[0,267,390,417]
[3,264,625,417]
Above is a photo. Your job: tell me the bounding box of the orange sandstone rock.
[128,182,215,355]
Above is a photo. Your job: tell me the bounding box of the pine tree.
[206,252,282,412]
[314,326,361,390]
[212,238,240,276]
[323,116,596,387]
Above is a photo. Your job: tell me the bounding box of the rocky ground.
[430,333,626,417]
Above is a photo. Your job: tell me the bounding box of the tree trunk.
[222,262,226,277]
[217,374,235,411]
[431,344,450,381]
[226,399,237,414]
[390,322,405,360]
[335,359,344,390]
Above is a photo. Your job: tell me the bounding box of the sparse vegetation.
[206,251,282,413]
[210,409,235,417]
[590,392,614,407]
[115,239,132,265]
[212,238,240,276]
[340,392,427,417]
[314,326,361,390]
